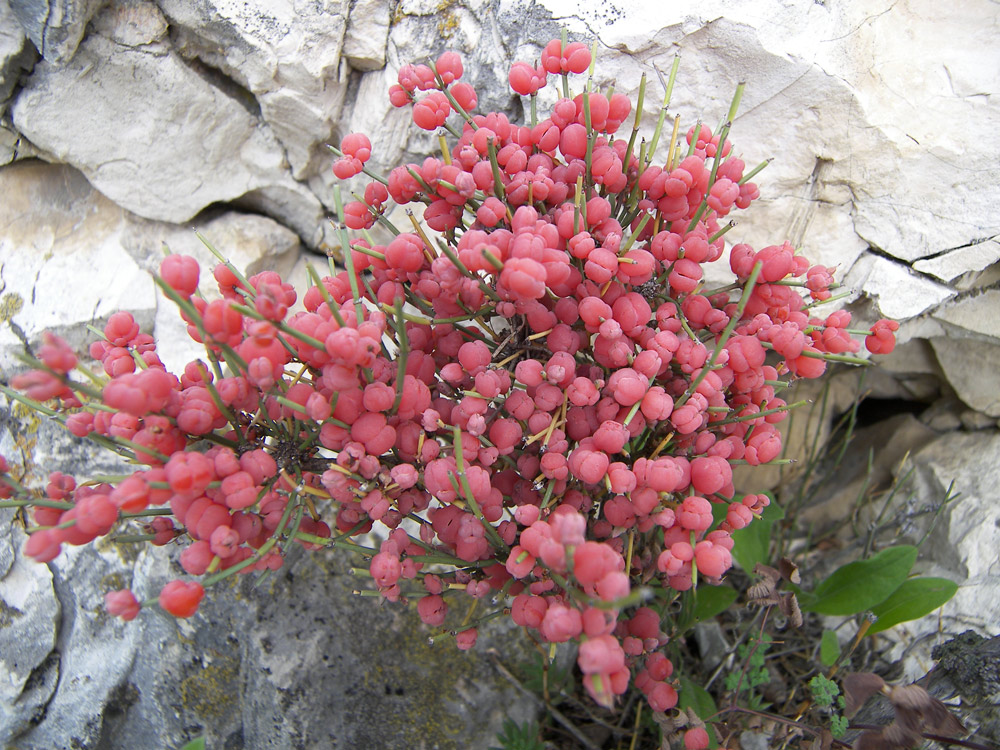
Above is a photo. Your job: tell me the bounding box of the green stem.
[675,261,762,409]
[332,185,366,323]
[646,55,681,164]
[713,400,809,425]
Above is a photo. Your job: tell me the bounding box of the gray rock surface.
[0,523,537,749]
[7,0,105,62]
[0,160,301,374]
[0,0,36,112]
[0,519,60,740]
[157,0,351,181]
[11,5,327,246]
[930,338,1000,418]
[342,0,391,71]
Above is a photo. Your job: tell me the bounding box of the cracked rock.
[932,289,1000,341]
[913,238,1000,286]
[0,521,60,743]
[1,0,36,114]
[10,8,327,247]
[930,337,1000,417]
[343,0,391,71]
[846,253,953,320]
[7,0,105,62]
[0,161,301,374]
[158,0,351,180]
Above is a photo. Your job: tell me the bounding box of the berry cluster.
[1,39,897,717]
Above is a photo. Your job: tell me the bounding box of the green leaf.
[867,577,958,635]
[804,545,917,616]
[730,498,782,573]
[692,585,739,624]
[679,674,718,719]
[820,629,841,667]
[679,675,719,748]
[710,501,729,530]
[180,739,206,750]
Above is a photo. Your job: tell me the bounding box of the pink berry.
[340,132,372,162]
[159,580,205,618]
[684,727,710,750]
[105,589,141,621]
[435,51,464,84]
[416,594,447,626]
[160,255,200,297]
[449,82,477,112]
[455,627,478,650]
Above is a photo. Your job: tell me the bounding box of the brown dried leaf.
[842,672,886,717]
[883,720,922,748]
[747,578,777,603]
[652,711,677,750]
[778,556,800,584]
[753,562,781,582]
[779,592,803,628]
[928,705,967,737]
[853,729,887,750]
[888,684,966,737]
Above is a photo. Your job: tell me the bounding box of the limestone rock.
[88,0,167,47]
[914,239,1000,286]
[0,393,136,747]
[0,162,157,365]
[0,161,300,375]
[881,431,1000,683]
[0,123,41,165]
[930,337,1000,417]
[157,0,351,180]
[932,288,1000,341]
[10,14,326,246]
[845,254,953,320]
[343,0,391,71]
[0,522,60,742]
[7,0,105,62]
[0,537,538,749]
[1,0,36,112]
[529,0,1000,265]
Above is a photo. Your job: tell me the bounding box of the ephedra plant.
[1,35,902,748]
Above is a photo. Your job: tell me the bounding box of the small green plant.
[723,632,772,710]
[808,673,848,738]
[491,718,545,750]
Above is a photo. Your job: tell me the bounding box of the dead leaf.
[779,592,803,628]
[747,578,779,604]
[842,672,886,717]
[753,562,780,582]
[888,684,966,737]
[778,557,800,584]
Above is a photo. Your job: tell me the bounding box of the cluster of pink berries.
[1,38,897,719]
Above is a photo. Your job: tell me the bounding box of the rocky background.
[1,0,998,747]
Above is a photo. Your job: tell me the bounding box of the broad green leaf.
[820,629,841,667]
[180,739,206,750]
[679,675,719,748]
[804,545,917,616]
[710,501,729,530]
[730,499,783,573]
[762,494,784,521]
[692,585,739,624]
[867,577,958,635]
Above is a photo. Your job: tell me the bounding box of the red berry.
[105,589,141,621]
[160,255,200,297]
[159,580,205,618]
